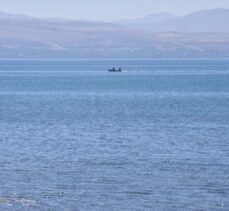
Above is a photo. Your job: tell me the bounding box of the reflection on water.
[0,195,36,207]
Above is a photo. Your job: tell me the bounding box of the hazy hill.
[118,12,175,25]
[0,10,30,20]
[0,10,229,58]
[119,9,229,33]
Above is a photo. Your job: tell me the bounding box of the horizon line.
[0,7,228,22]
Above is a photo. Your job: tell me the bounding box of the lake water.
[0,59,228,210]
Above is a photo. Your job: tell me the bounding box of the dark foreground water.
[0,59,229,210]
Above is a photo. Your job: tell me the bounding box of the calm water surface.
[0,59,229,210]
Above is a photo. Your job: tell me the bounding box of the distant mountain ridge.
[118,12,176,24]
[0,10,31,20]
[0,9,229,58]
[119,8,229,33]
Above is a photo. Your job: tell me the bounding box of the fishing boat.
[108,67,122,72]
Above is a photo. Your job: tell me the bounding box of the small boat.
[108,67,122,72]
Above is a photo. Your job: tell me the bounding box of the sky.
[0,0,229,21]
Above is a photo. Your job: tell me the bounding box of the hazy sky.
[0,0,229,21]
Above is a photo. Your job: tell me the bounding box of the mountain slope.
[117,12,176,32]
[119,9,229,33]
[0,10,229,58]
[118,12,175,25]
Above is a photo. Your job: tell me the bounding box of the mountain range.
[0,9,229,58]
[119,9,229,33]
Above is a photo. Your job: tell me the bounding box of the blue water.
[0,59,228,210]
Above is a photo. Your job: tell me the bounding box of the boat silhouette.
[108,67,122,72]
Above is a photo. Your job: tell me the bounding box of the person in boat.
[109,67,115,72]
